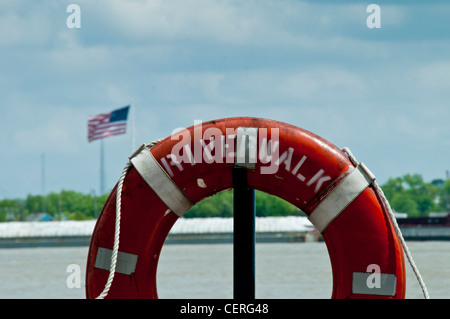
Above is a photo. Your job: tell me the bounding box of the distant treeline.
[0,174,449,222]
[0,189,302,222]
[381,174,449,217]
[0,190,110,222]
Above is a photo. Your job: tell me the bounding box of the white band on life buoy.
[235,127,258,168]
[130,145,193,217]
[308,163,376,233]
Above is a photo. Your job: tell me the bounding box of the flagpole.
[130,101,136,153]
[100,139,105,195]
[41,152,46,213]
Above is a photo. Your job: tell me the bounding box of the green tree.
[186,190,233,218]
[382,174,442,217]
[185,190,302,218]
[255,191,303,217]
[0,198,28,221]
[390,193,419,216]
[382,177,404,201]
[1,172,447,223]
[440,179,450,212]
[18,190,108,221]
[25,194,44,214]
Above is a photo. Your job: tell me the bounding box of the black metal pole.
[232,166,255,299]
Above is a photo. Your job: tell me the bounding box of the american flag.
[88,106,130,142]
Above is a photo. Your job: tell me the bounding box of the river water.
[0,241,448,299]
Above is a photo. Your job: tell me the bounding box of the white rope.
[342,147,430,299]
[96,139,161,299]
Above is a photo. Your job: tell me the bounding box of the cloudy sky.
[1,0,449,199]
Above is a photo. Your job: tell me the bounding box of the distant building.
[6,212,15,222]
[428,212,449,218]
[54,212,69,221]
[394,212,408,218]
[26,212,53,222]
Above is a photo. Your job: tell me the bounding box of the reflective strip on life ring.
[94,247,138,276]
[85,117,406,299]
[352,271,397,296]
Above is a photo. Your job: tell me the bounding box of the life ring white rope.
[342,147,429,299]
[96,140,162,299]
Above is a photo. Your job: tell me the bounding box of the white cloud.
[84,0,316,47]
[9,105,85,155]
[207,67,366,106]
[276,67,365,99]
[157,71,224,98]
[413,61,450,89]
[44,31,112,73]
[0,5,54,47]
[131,66,366,112]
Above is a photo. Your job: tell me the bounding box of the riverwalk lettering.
[169,121,280,175]
[275,147,331,193]
[167,121,332,193]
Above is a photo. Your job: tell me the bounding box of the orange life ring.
[85,117,405,299]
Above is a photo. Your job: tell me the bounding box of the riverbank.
[0,217,315,248]
[1,216,449,248]
[0,231,316,248]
